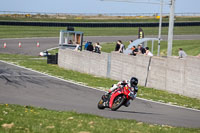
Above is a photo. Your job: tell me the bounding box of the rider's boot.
[124,100,130,107]
[103,101,109,107]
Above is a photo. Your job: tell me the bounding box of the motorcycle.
[97,85,135,111]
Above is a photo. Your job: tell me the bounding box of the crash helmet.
[130,77,138,87]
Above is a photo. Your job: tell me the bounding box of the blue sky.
[1,0,200,14]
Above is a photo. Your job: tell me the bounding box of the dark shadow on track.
[116,110,161,116]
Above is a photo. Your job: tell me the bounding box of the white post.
[167,0,175,56]
[144,41,147,48]
[157,0,163,56]
[59,31,64,45]
[152,40,154,53]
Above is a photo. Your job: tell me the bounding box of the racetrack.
[1,35,200,56]
[1,35,200,128]
[0,60,200,128]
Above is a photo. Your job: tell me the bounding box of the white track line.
[0,59,200,112]
[0,74,50,78]
[46,47,59,51]
[0,37,58,40]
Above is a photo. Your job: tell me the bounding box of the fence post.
[106,54,111,78]
[145,57,152,87]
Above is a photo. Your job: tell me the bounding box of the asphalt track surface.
[1,35,200,56]
[0,61,200,128]
[0,35,200,128]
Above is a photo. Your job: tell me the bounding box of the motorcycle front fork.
[102,94,110,107]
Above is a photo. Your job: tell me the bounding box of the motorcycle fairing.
[109,88,124,108]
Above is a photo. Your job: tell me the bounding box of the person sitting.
[129,40,133,45]
[178,48,187,58]
[94,42,102,54]
[115,41,120,52]
[87,43,94,52]
[134,45,146,55]
[68,40,73,44]
[145,47,153,56]
[130,46,138,56]
[138,45,146,54]
[84,41,90,50]
[118,40,125,53]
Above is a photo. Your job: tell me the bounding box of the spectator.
[94,42,102,54]
[145,47,153,56]
[197,54,200,58]
[129,40,133,45]
[130,46,138,56]
[115,41,120,51]
[178,48,187,58]
[135,45,146,55]
[138,45,146,54]
[87,43,94,52]
[118,40,125,53]
[68,40,73,44]
[84,41,90,50]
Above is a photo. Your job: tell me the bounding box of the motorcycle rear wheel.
[97,99,105,109]
[111,95,125,111]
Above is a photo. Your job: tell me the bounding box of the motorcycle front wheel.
[97,99,105,109]
[111,95,125,111]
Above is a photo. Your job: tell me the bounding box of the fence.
[1,21,200,27]
[58,49,200,99]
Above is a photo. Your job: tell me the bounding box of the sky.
[1,0,200,15]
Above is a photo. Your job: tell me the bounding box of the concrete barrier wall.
[184,57,200,98]
[58,49,200,99]
[147,57,186,95]
[58,49,108,77]
[146,57,167,90]
[110,52,150,86]
[147,56,200,98]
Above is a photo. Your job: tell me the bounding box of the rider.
[105,77,138,107]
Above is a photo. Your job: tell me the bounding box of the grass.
[48,48,59,55]
[1,25,200,38]
[1,16,169,22]
[0,104,199,133]
[101,40,200,56]
[1,16,200,22]
[0,53,200,110]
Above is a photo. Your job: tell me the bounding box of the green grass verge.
[1,25,200,38]
[1,16,200,22]
[0,53,200,110]
[101,40,200,56]
[1,104,199,132]
[48,48,59,55]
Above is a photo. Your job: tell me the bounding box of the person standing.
[178,48,187,58]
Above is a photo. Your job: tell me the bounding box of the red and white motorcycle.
[97,86,135,111]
